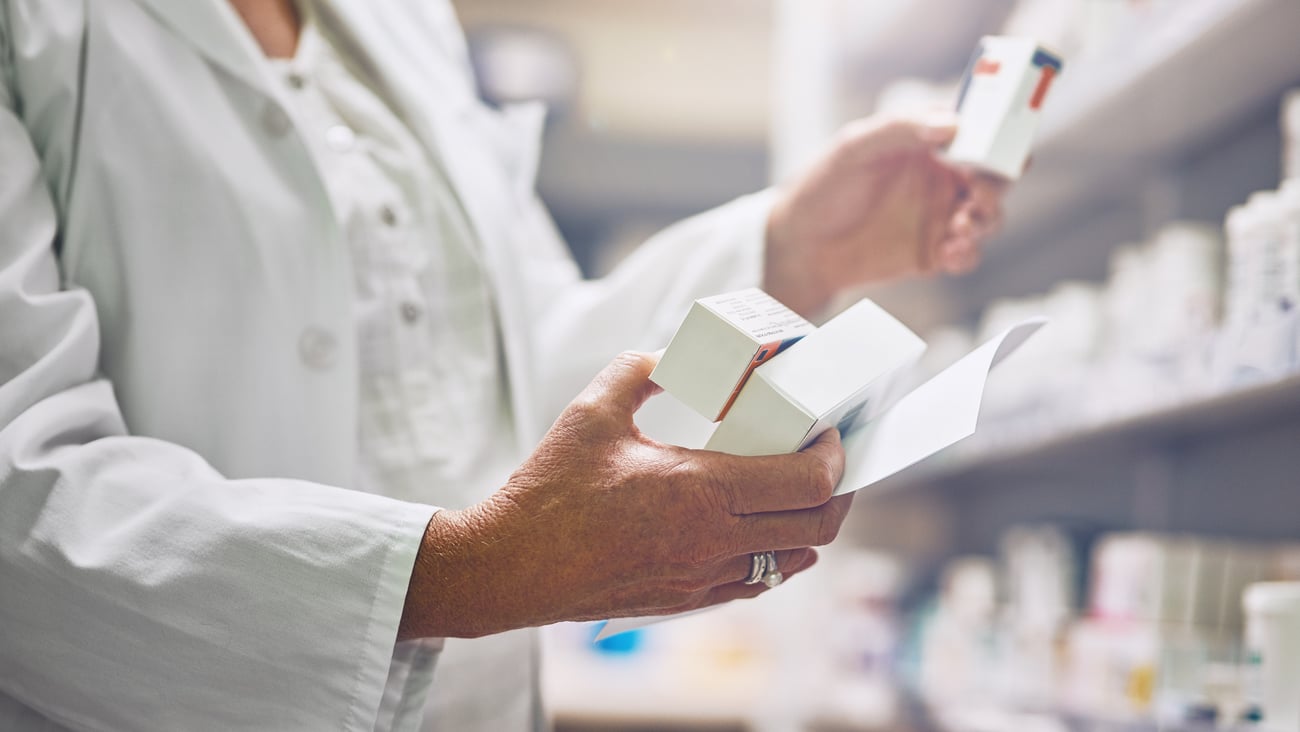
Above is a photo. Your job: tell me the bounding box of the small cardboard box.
[706,299,926,456]
[946,36,1064,180]
[650,288,814,422]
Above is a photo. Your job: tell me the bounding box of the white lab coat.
[0,0,772,729]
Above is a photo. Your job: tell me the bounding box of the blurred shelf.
[838,0,1014,79]
[1055,712,1237,732]
[541,637,773,732]
[542,624,903,732]
[997,0,1300,249]
[928,704,1239,732]
[874,372,1300,491]
[544,659,753,730]
[539,128,767,216]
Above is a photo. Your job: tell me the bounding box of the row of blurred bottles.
[546,530,1300,731]
[909,88,1300,459]
[544,546,909,732]
[914,527,1300,731]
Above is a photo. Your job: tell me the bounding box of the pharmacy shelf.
[927,705,1235,732]
[874,372,1300,491]
[1055,714,1231,732]
[997,0,1300,249]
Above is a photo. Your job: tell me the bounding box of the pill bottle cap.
[1225,205,1251,236]
[1243,581,1300,615]
[1247,191,1281,219]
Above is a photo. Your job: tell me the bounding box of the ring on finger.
[743,551,769,585]
[761,550,783,588]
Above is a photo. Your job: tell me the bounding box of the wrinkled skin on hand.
[766,116,1009,317]
[399,352,853,640]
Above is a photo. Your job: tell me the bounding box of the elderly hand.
[765,115,1009,317]
[398,352,853,639]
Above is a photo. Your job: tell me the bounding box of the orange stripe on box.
[717,340,785,421]
[1029,66,1057,110]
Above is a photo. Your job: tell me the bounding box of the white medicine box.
[947,36,1064,180]
[650,288,814,422]
[706,299,926,456]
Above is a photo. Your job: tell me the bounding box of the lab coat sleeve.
[524,189,778,426]
[0,63,436,732]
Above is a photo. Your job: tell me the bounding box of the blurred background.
[450,1,1300,730]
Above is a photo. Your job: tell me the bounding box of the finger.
[663,549,820,615]
[573,351,664,421]
[706,428,846,515]
[735,492,855,552]
[938,235,972,258]
[968,170,1011,196]
[971,206,1005,240]
[718,547,815,585]
[949,206,977,239]
[839,116,957,163]
[948,198,1002,244]
[938,237,983,275]
[965,179,1007,231]
[690,549,821,609]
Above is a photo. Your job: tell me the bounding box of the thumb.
[580,351,664,420]
[841,115,957,162]
[801,427,847,489]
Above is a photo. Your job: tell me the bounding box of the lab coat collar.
[129,0,280,97]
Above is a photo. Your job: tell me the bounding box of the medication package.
[946,36,1065,180]
[599,289,1043,640]
[650,287,1044,493]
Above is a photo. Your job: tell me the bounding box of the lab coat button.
[379,205,399,227]
[285,71,307,90]
[298,328,338,370]
[262,104,292,138]
[326,125,357,153]
[400,301,423,324]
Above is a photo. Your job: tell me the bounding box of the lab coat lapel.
[128,0,278,97]
[315,0,546,447]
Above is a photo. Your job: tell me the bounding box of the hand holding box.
[651,289,1045,492]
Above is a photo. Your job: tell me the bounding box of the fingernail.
[923,110,958,127]
[920,114,958,142]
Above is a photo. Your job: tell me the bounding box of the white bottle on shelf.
[1247,191,1293,317]
[1224,203,1257,329]
[1221,191,1297,382]
[1281,180,1300,304]
[1282,180,1300,370]
[1151,222,1223,341]
[1283,89,1300,183]
[1242,582,1300,731]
